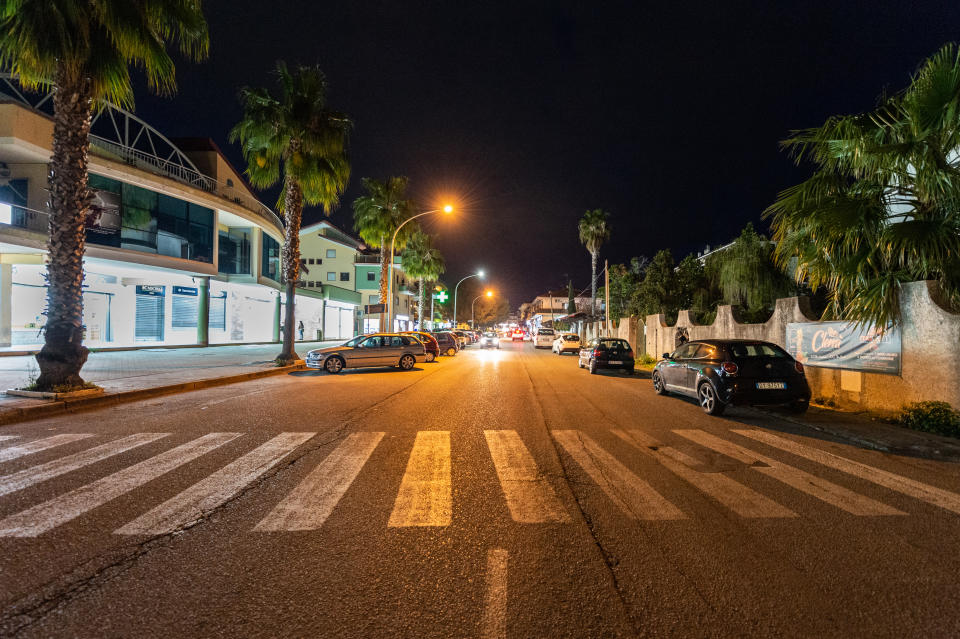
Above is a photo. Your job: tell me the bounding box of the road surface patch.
[0,433,240,537]
[674,430,905,516]
[612,429,796,518]
[115,432,316,535]
[552,430,685,520]
[388,431,452,527]
[256,431,385,531]
[0,433,169,498]
[484,430,570,523]
[0,433,95,463]
[482,548,509,639]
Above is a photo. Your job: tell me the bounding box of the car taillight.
[626,350,634,358]
[721,361,739,375]
[795,361,804,374]
[593,348,601,357]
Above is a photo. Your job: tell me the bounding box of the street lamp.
[472,290,493,329]
[452,270,485,328]
[386,204,453,331]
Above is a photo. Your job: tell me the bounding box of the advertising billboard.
[785,322,901,375]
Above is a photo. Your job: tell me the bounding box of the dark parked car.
[652,339,811,416]
[578,338,635,374]
[431,331,461,357]
[402,331,440,362]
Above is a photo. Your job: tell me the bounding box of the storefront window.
[86,174,214,263]
[0,179,29,227]
[261,234,280,282]
[218,227,252,275]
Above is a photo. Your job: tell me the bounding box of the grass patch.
[635,353,658,370]
[18,381,101,393]
[895,401,960,438]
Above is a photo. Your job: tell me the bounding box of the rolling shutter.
[135,288,164,341]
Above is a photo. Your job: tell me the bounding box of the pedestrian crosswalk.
[0,427,958,538]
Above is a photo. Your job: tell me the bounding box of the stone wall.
[636,280,960,413]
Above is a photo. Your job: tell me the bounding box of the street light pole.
[452,270,484,328]
[471,291,492,329]
[386,205,452,331]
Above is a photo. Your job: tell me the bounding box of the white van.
[533,328,555,349]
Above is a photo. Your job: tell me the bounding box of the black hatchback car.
[652,339,811,415]
[578,337,635,374]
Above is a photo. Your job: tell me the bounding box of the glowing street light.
[386,204,454,331]
[452,269,484,328]
[472,290,494,329]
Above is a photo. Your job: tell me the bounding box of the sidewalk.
[0,341,337,425]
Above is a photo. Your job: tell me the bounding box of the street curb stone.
[0,363,306,427]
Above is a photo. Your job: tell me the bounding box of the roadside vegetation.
[896,401,960,439]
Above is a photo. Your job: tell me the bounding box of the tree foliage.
[578,208,611,313]
[765,43,960,329]
[352,176,416,303]
[401,229,445,327]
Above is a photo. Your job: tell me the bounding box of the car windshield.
[343,335,366,347]
[484,332,497,337]
[598,339,628,350]
[564,334,579,340]
[728,343,789,358]
[538,329,554,335]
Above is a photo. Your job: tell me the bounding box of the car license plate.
[608,360,622,365]
[756,382,786,390]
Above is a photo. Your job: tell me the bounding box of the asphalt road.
[0,339,959,638]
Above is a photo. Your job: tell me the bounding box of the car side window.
[361,336,383,348]
[399,336,413,346]
[692,344,717,359]
[671,343,696,359]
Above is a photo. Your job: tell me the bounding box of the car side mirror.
[662,352,670,359]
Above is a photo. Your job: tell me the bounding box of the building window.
[366,272,375,282]
[261,234,280,282]
[369,295,378,304]
[327,272,336,281]
[340,272,349,282]
[217,227,251,275]
[308,258,315,265]
[326,249,336,258]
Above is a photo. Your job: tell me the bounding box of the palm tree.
[352,176,416,306]
[401,230,445,329]
[578,209,611,316]
[765,44,960,330]
[231,62,351,364]
[0,0,209,390]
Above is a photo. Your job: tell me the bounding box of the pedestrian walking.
[298,321,305,341]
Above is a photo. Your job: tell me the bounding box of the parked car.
[652,339,811,416]
[450,330,471,348]
[511,328,524,341]
[480,331,500,349]
[305,333,426,374]
[431,331,460,357]
[402,331,440,362]
[533,328,555,349]
[578,337,634,374]
[552,333,581,355]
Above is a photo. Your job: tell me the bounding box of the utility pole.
[430,289,435,331]
[604,259,610,331]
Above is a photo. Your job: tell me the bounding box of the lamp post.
[386,205,452,331]
[452,270,484,328]
[472,290,493,329]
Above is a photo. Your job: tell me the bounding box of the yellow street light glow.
[443,204,453,213]
[486,290,493,297]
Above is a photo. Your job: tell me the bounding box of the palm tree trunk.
[417,277,425,329]
[35,66,93,390]
[277,170,303,363]
[590,249,598,316]
[378,234,388,303]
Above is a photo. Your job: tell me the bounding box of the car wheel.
[399,354,416,370]
[589,359,598,375]
[324,357,344,374]
[698,381,725,416]
[446,347,456,356]
[652,372,668,395]
[425,352,435,363]
[788,400,809,414]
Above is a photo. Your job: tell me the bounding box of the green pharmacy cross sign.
[433,291,449,303]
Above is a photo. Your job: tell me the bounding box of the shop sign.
[136,285,165,297]
[785,322,901,375]
[364,303,386,314]
[86,188,121,235]
[173,286,198,296]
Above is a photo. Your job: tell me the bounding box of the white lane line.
[115,432,315,536]
[0,435,20,443]
[0,434,95,463]
[674,430,904,516]
[388,431,451,527]
[484,430,570,524]
[255,432,385,531]
[734,429,960,516]
[482,548,509,639]
[551,430,685,520]
[0,433,169,497]
[611,429,796,518]
[0,433,241,537]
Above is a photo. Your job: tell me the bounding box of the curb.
[0,363,306,427]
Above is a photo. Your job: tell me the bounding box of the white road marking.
[0,434,95,463]
[0,433,169,497]
[482,548,509,639]
[388,431,451,527]
[733,429,960,516]
[255,432,385,531]
[0,436,20,443]
[673,430,904,516]
[0,433,240,537]
[611,429,796,518]
[551,430,685,520]
[484,430,570,523]
[115,432,315,536]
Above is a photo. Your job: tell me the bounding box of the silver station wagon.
[305,333,427,374]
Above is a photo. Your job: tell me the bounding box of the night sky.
[131,0,960,307]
